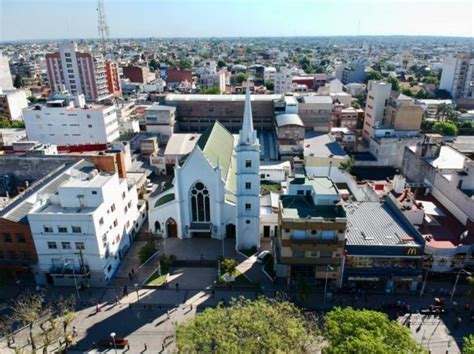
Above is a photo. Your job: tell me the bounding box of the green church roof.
[197,121,236,193]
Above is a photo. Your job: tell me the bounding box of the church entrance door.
[166,218,178,238]
[226,224,236,238]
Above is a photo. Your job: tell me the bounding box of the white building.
[264,67,277,83]
[0,52,14,90]
[0,128,26,146]
[148,89,261,250]
[440,53,474,100]
[0,88,28,120]
[144,104,176,144]
[23,95,120,146]
[363,80,392,141]
[28,160,142,287]
[274,67,303,94]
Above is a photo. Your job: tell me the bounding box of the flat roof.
[165,94,282,102]
[290,176,339,196]
[145,104,176,112]
[345,201,419,246]
[429,146,466,170]
[61,173,113,189]
[304,133,347,159]
[302,95,333,104]
[281,195,346,219]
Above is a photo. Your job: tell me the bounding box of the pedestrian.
[144,343,148,351]
[72,326,78,337]
[176,283,179,292]
[115,295,121,305]
[123,285,128,297]
[96,303,101,313]
[131,268,135,275]
[128,272,132,281]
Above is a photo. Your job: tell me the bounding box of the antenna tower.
[97,0,110,54]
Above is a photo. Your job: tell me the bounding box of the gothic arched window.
[190,182,210,222]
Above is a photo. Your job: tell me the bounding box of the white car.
[145,182,154,192]
[256,250,271,263]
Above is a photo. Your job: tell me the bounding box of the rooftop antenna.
[97,0,110,55]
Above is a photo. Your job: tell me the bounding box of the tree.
[217,59,226,68]
[265,80,274,91]
[221,258,237,275]
[401,87,414,96]
[324,307,422,354]
[366,70,383,82]
[201,86,220,94]
[433,121,458,136]
[178,58,193,70]
[149,58,159,72]
[415,89,428,99]
[176,297,319,353]
[13,74,24,88]
[1,292,76,353]
[388,76,400,91]
[464,334,474,354]
[0,117,12,128]
[339,156,355,173]
[234,72,248,85]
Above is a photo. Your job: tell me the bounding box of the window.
[4,233,12,242]
[62,242,71,249]
[92,191,97,195]
[43,226,53,233]
[122,192,126,199]
[107,264,112,272]
[58,226,67,233]
[113,219,118,227]
[111,204,116,212]
[297,190,304,195]
[245,203,251,211]
[246,219,251,224]
[245,182,251,190]
[47,242,58,249]
[190,182,210,222]
[245,160,252,168]
[16,233,26,243]
[75,242,85,250]
[319,251,333,258]
[72,226,82,233]
[99,217,104,226]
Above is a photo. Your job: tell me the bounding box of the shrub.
[138,243,157,264]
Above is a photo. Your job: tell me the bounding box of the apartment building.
[362,80,392,141]
[275,176,347,287]
[275,113,305,159]
[105,61,121,96]
[440,52,474,104]
[46,41,110,101]
[0,87,28,120]
[27,160,141,287]
[297,95,333,132]
[23,94,119,146]
[0,52,14,90]
[383,92,424,132]
[144,104,176,144]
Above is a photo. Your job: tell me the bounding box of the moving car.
[256,250,271,263]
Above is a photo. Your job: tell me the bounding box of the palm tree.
[436,103,451,122]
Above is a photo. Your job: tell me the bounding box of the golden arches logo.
[407,248,417,255]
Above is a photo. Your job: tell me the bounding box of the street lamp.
[324,264,334,304]
[134,283,139,302]
[450,269,472,302]
[64,262,80,300]
[110,332,117,354]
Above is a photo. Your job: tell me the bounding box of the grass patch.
[260,180,281,194]
[219,270,254,286]
[146,262,170,286]
[240,247,257,257]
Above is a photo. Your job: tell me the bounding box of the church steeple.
[239,82,257,146]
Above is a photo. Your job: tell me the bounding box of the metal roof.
[276,114,304,127]
[345,201,420,247]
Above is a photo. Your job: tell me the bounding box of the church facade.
[148,89,261,250]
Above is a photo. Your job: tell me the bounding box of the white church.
[148,89,261,250]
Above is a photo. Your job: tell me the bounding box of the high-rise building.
[45,41,111,101]
[0,52,14,90]
[362,80,392,141]
[105,61,121,96]
[440,52,474,101]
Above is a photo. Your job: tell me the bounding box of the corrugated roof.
[345,202,419,246]
[276,114,304,127]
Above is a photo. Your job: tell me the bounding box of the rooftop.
[301,95,333,104]
[164,133,201,156]
[429,146,466,170]
[304,133,347,159]
[290,176,339,195]
[345,201,421,247]
[280,195,346,220]
[165,94,281,102]
[145,104,176,112]
[276,114,304,127]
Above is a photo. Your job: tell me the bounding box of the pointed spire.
[239,80,256,145]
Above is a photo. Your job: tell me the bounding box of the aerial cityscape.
[0,0,473,353]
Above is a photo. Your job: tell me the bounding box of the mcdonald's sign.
[407,248,417,255]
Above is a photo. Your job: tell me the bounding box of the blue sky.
[1,0,472,41]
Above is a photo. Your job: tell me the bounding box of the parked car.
[145,182,154,192]
[256,250,271,263]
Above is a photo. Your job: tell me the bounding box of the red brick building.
[167,68,193,84]
[122,65,149,83]
[105,61,122,96]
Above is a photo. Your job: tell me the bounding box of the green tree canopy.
[388,76,400,91]
[366,70,383,82]
[149,58,159,72]
[176,297,319,353]
[464,334,474,354]
[265,80,274,91]
[14,74,24,88]
[178,58,193,70]
[433,121,458,136]
[401,87,414,96]
[235,72,249,85]
[324,307,422,354]
[217,59,227,68]
[201,86,220,94]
